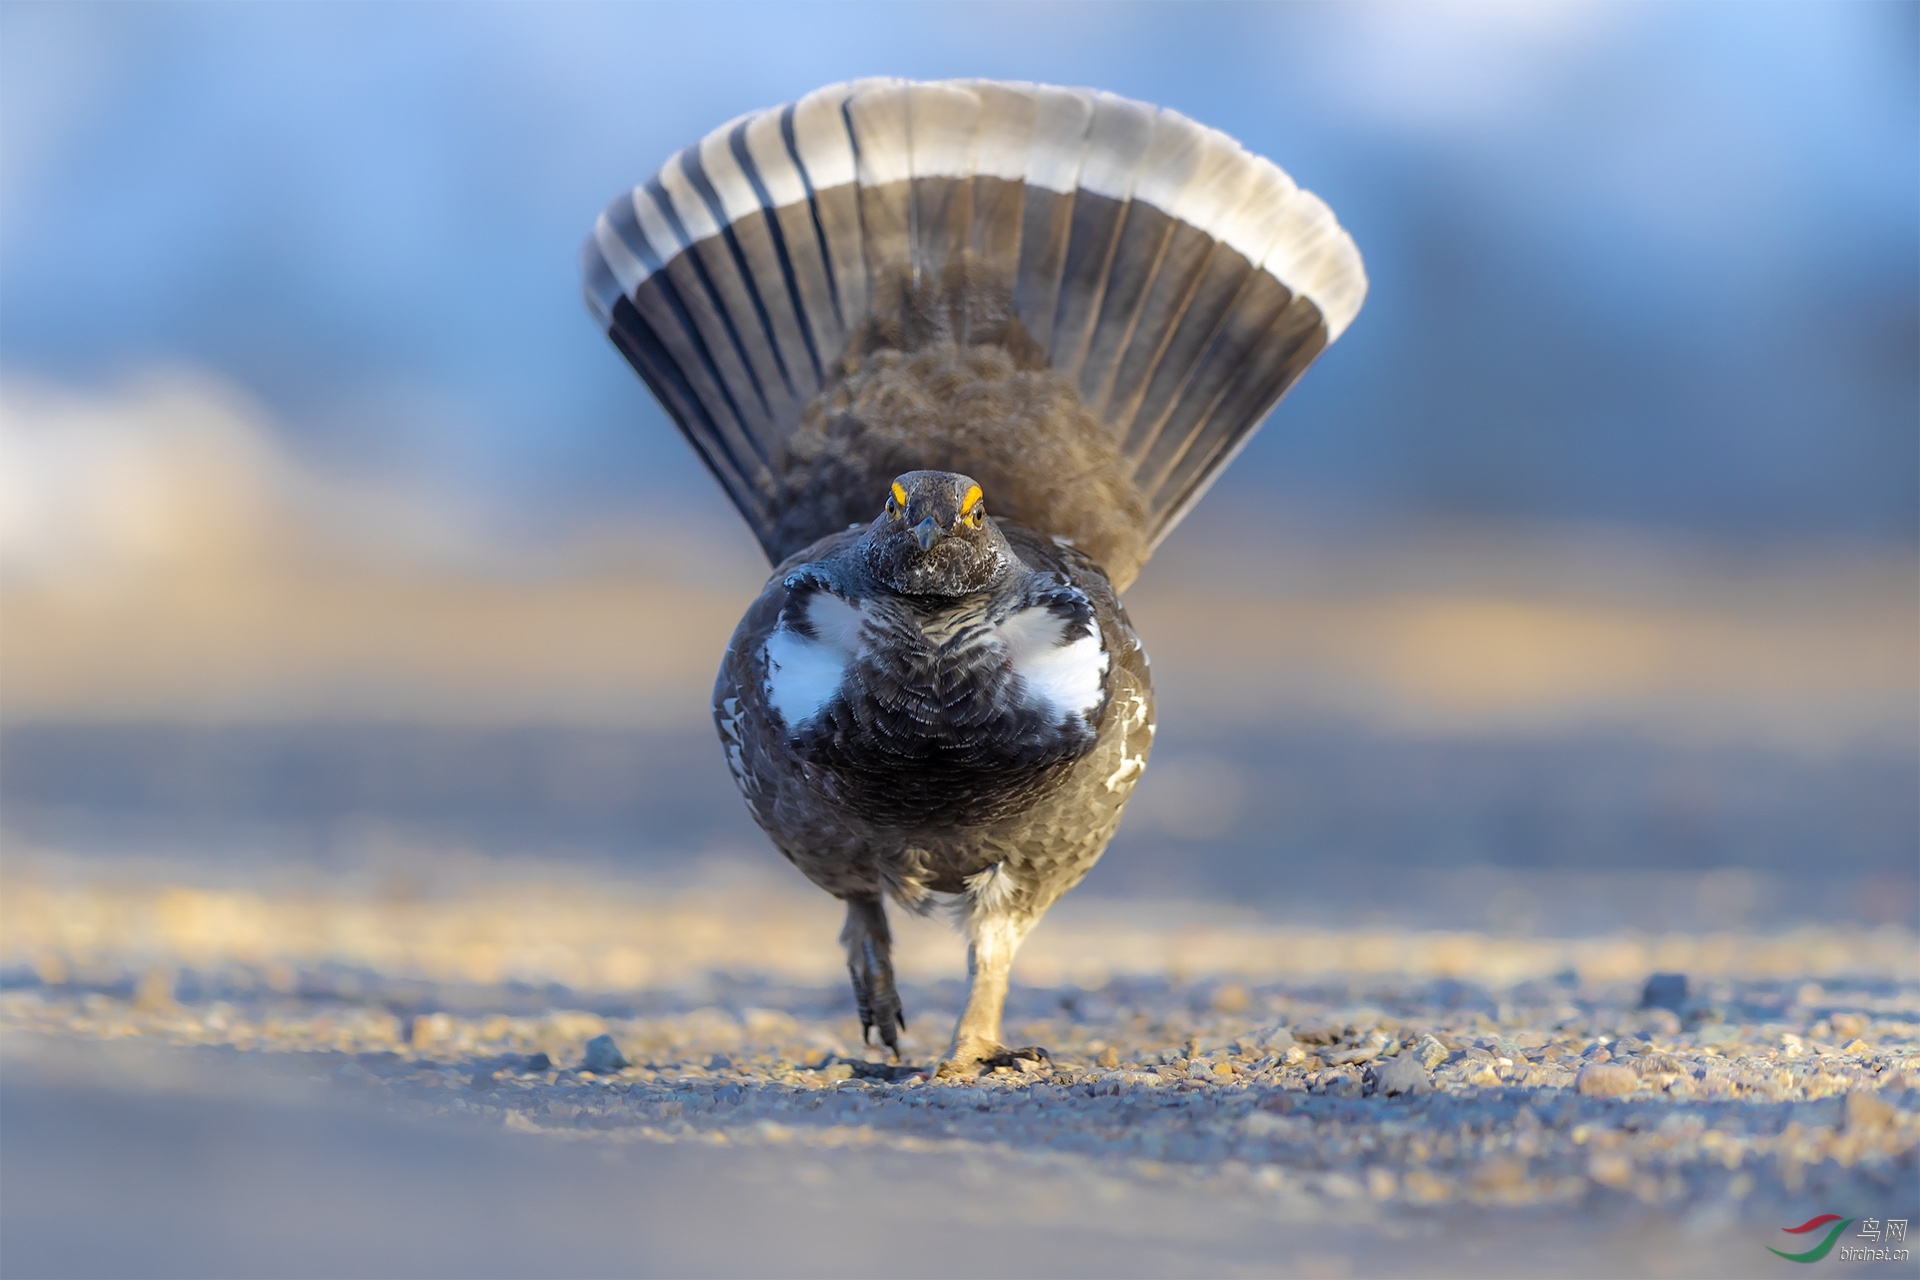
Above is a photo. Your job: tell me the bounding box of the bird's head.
[862,470,1012,597]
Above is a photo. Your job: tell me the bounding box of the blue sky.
[2,1,1914,541]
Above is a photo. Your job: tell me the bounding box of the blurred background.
[2,0,1915,935]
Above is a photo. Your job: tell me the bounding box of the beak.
[913,516,944,550]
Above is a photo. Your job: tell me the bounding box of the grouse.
[582,79,1364,1074]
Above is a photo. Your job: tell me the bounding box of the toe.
[980,1045,1051,1071]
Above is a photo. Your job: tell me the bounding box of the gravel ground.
[3,861,1916,1277]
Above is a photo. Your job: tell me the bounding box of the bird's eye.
[885,496,899,518]
[965,506,985,528]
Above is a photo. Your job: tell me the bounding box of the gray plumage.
[583,78,1363,1072]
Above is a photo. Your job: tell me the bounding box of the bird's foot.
[935,1041,1050,1078]
[842,896,906,1061]
[983,1045,1051,1071]
[848,949,906,1062]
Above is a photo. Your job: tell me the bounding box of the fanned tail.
[584,78,1365,585]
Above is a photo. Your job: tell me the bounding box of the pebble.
[1576,1063,1640,1098]
[1639,973,1689,1012]
[1248,1024,1296,1053]
[1829,1011,1869,1039]
[1367,1053,1430,1097]
[410,1012,452,1049]
[1695,1022,1741,1047]
[1587,1151,1633,1188]
[1411,1034,1450,1069]
[1844,1091,1895,1133]
[582,1034,628,1073]
[134,968,178,1014]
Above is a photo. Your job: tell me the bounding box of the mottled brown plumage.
[766,266,1152,591]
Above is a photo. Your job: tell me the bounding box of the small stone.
[1681,1006,1724,1031]
[1097,1045,1120,1068]
[1327,1043,1381,1066]
[1368,1053,1431,1097]
[1829,1011,1869,1039]
[1695,1022,1741,1047]
[519,1052,552,1074]
[1587,1151,1633,1188]
[581,1034,628,1073]
[1841,1038,1871,1055]
[134,968,177,1013]
[823,1061,854,1081]
[1210,983,1250,1014]
[409,1012,452,1050]
[1642,1007,1681,1036]
[1844,1090,1894,1133]
[1576,1063,1639,1097]
[1249,1024,1297,1053]
[1411,1034,1450,1069]
[1472,1159,1525,1193]
[1639,973,1688,1012]
[1282,1045,1306,1065]
[708,1053,733,1071]
[1366,1167,1398,1200]
[1319,1172,1364,1199]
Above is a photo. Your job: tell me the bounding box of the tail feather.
[583,78,1365,575]
[904,82,981,283]
[1048,94,1156,385]
[961,81,1037,280]
[788,83,870,343]
[664,156,801,445]
[1009,85,1092,354]
[703,123,825,402]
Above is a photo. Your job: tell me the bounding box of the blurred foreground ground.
[1,855,1916,1279]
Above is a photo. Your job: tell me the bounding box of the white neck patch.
[998,606,1109,722]
[764,591,865,727]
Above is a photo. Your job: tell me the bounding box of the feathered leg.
[938,872,1048,1076]
[840,895,905,1059]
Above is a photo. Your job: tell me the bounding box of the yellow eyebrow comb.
[960,484,983,513]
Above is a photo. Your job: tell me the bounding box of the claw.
[938,1042,1050,1077]
[842,896,906,1062]
[982,1045,1050,1071]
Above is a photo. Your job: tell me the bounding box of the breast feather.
[999,606,1109,721]
[764,592,865,727]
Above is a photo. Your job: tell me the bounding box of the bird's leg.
[839,894,905,1060]
[937,906,1043,1077]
